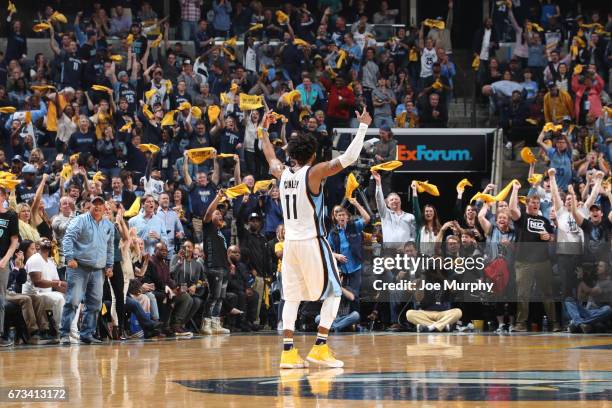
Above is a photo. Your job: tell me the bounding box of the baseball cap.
[11,155,24,163]
[183,59,192,65]
[380,125,392,132]
[546,81,556,88]
[90,196,105,204]
[248,212,262,220]
[21,164,37,174]
[562,115,572,122]
[589,204,601,211]
[118,71,128,78]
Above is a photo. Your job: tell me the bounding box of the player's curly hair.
[287,132,318,165]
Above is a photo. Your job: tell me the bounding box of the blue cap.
[21,164,37,174]
[380,125,392,132]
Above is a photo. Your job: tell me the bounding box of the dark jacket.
[328,220,363,263]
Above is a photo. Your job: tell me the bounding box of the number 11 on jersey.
[284,194,297,220]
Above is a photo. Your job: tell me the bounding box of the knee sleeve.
[318,296,341,330]
[281,300,300,332]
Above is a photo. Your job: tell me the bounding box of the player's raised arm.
[259,111,285,179]
[308,107,372,191]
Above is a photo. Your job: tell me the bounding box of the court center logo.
[175,370,612,401]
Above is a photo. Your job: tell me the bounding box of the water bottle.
[541,315,549,332]
[8,326,16,344]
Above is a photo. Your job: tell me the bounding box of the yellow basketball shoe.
[306,344,344,368]
[280,348,309,369]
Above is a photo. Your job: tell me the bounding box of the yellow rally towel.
[518,196,527,205]
[145,88,157,101]
[409,47,418,62]
[7,1,16,14]
[470,192,496,204]
[526,22,544,32]
[247,23,263,32]
[345,173,359,199]
[472,54,480,71]
[239,93,263,110]
[276,10,289,24]
[110,55,123,62]
[178,101,192,111]
[336,49,347,69]
[33,22,52,32]
[520,147,537,164]
[59,164,72,180]
[494,179,519,202]
[220,92,231,105]
[207,105,221,123]
[230,83,239,94]
[528,173,543,185]
[138,144,160,155]
[91,84,112,94]
[0,178,21,191]
[456,178,473,192]
[370,160,403,172]
[293,38,311,48]
[271,112,288,123]
[31,85,55,92]
[543,122,563,133]
[124,197,141,218]
[526,118,538,125]
[254,179,275,193]
[223,37,237,48]
[0,171,17,180]
[0,106,16,114]
[142,104,155,120]
[573,64,583,75]
[570,44,579,57]
[225,183,251,199]
[432,79,443,90]
[221,47,236,61]
[580,23,604,31]
[191,106,202,119]
[424,19,445,30]
[161,110,177,127]
[150,33,163,48]
[119,121,133,132]
[282,90,301,106]
[186,147,216,164]
[93,171,105,183]
[396,111,407,127]
[50,11,68,24]
[415,181,440,196]
[125,34,134,45]
[217,153,235,159]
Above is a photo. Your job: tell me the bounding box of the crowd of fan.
[0,1,611,346]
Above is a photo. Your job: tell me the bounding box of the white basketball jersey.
[420,47,437,78]
[279,166,326,240]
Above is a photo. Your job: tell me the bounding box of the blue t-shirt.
[547,147,572,190]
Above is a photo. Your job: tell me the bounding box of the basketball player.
[259,108,372,369]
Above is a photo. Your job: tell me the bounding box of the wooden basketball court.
[1,333,611,407]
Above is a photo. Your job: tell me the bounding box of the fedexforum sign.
[336,128,496,173]
[397,144,472,162]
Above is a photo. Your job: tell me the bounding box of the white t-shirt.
[23,253,60,294]
[479,29,492,61]
[556,207,584,254]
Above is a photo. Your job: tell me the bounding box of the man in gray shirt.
[372,78,396,128]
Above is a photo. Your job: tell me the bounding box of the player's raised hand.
[355,107,372,126]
